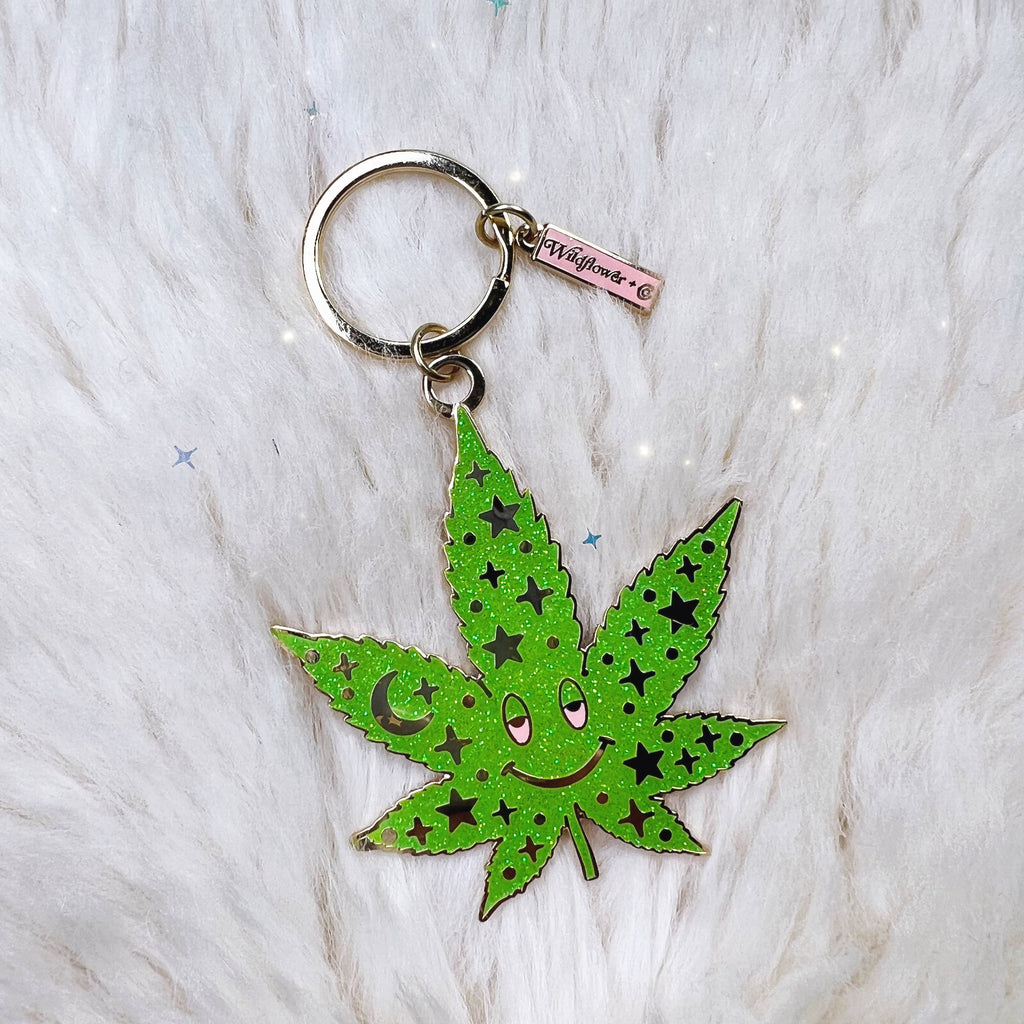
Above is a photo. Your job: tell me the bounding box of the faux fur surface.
[2,2,1023,1021]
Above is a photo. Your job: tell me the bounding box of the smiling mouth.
[501,736,614,788]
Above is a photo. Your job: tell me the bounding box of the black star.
[695,723,721,752]
[466,461,490,486]
[677,555,701,582]
[332,653,358,680]
[432,725,472,765]
[492,798,517,826]
[436,788,478,832]
[658,591,700,633]
[478,495,521,538]
[675,747,700,773]
[623,741,665,785]
[405,817,432,846]
[516,576,553,615]
[519,836,543,862]
[479,561,505,588]
[619,658,655,697]
[624,618,649,645]
[483,625,524,669]
[413,676,438,704]
[618,798,655,838]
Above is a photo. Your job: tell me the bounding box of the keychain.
[274,151,783,920]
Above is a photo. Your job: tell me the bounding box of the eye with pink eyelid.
[559,679,588,730]
[507,716,531,743]
[502,693,532,745]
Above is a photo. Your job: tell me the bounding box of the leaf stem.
[566,804,598,880]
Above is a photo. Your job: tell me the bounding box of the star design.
[436,788,478,831]
[583,531,601,547]
[675,747,700,773]
[406,817,432,846]
[519,836,543,862]
[677,555,701,582]
[479,561,505,588]
[466,461,490,486]
[618,798,655,838]
[658,591,700,633]
[619,658,655,697]
[479,496,521,538]
[482,625,524,669]
[623,741,665,785]
[333,653,359,679]
[492,799,518,826]
[432,725,472,765]
[413,676,438,704]
[695,723,721,752]
[624,618,649,645]
[516,576,553,615]
[173,445,197,469]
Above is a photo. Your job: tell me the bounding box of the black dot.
[730,732,744,746]
[666,647,678,660]
[463,695,476,708]
[659,828,672,842]
[623,702,635,715]
[602,652,614,665]
[534,813,546,825]
[547,636,559,649]
[643,589,656,602]
[470,600,483,613]
[596,792,608,804]
[520,541,532,553]
[503,866,516,880]
[464,532,476,545]
[701,540,715,554]
[476,769,489,782]
[661,730,674,743]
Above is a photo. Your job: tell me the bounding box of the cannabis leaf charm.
[274,408,783,920]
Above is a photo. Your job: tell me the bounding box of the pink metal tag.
[530,225,662,311]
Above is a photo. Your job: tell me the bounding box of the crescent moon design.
[371,671,434,735]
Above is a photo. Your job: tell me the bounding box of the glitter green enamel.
[274,406,783,920]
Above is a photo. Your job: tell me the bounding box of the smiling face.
[498,675,613,787]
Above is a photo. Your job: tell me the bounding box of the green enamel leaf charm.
[274,407,783,920]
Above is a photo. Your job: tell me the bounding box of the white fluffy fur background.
[2,2,1023,1021]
